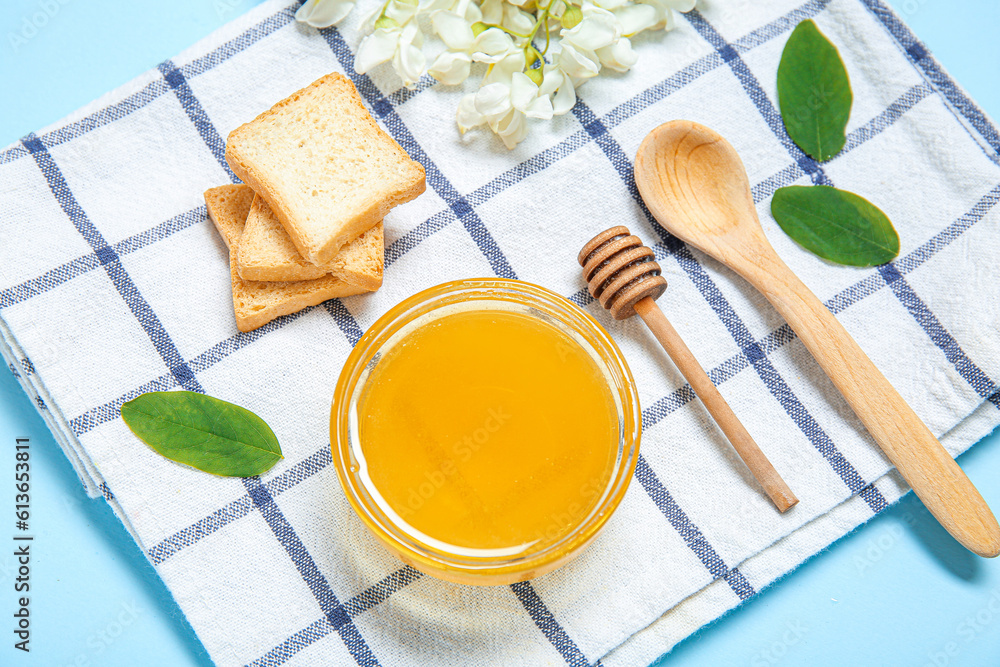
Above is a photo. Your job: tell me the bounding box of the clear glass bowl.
[330,278,641,585]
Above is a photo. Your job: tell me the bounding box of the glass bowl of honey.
[331,278,641,585]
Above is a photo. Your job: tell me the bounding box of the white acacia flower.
[479,0,504,25]
[419,0,454,11]
[384,0,422,24]
[502,3,535,35]
[356,21,427,88]
[312,0,693,148]
[470,27,517,64]
[432,7,479,51]
[356,27,399,73]
[560,4,622,53]
[456,94,486,132]
[596,36,637,72]
[483,51,526,85]
[458,59,554,149]
[428,51,472,84]
[557,4,632,79]
[557,42,601,80]
[614,3,658,36]
[591,0,630,9]
[537,64,577,116]
[393,24,428,86]
[637,0,696,30]
[295,0,355,27]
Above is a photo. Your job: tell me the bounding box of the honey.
[356,310,618,558]
[332,279,640,584]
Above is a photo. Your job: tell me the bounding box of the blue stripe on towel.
[635,456,756,600]
[673,244,886,511]
[684,10,831,186]
[878,264,1000,408]
[0,5,293,166]
[244,476,381,667]
[860,0,1000,162]
[249,566,424,667]
[511,582,595,667]
[325,300,365,347]
[158,60,239,182]
[0,206,205,310]
[21,135,204,394]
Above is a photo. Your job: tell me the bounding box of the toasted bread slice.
[237,191,384,291]
[204,185,368,332]
[225,72,425,265]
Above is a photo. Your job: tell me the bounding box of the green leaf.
[777,20,852,162]
[121,392,282,477]
[771,185,899,267]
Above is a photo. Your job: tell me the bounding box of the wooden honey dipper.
[579,227,798,512]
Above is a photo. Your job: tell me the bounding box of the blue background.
[1,1,998,665]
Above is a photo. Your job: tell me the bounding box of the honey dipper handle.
[633,297,798,512]
[742,254,1000,557]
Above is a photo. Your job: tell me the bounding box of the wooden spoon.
[634,119,1000,558]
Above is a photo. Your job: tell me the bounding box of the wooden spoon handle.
[743,254,1000,556]
[634,297,798,512]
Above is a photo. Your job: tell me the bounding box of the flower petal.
[471,27,514,62]
[432,10,475,50]
[295,0,356,27]
[385,0,420,24]
[561,6,621,51]
[509,72,540,112]
[537,65,564,97]
[502,3,534,35]
[480,0,503,24]
[420,0,452,11]
[557,43,601,80]
[428,51,472,85]
[596,37,637,72]
[593,0,629,10]
[355,29,399,73]
[393,41,427,87]
[615,3,657,36]
[552,76,577,115]
[523,94,553,120]
[483,51,526,84]
[494,109,528,149]
[456,93,486,132]
[475,82,513,117]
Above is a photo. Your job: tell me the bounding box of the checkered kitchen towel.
[2,0,1000,664]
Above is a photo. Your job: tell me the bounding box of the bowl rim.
[330,278,642,584]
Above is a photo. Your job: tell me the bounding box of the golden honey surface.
[357,309,618,557]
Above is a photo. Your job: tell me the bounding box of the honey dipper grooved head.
[579,226,667,320]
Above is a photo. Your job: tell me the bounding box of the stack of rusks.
[204,73,426,332]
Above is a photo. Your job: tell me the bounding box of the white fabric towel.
[1,0,999,665]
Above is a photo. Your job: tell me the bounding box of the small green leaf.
[777,20,852,162]
[771,185,899,267]
[121,392,282,477]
